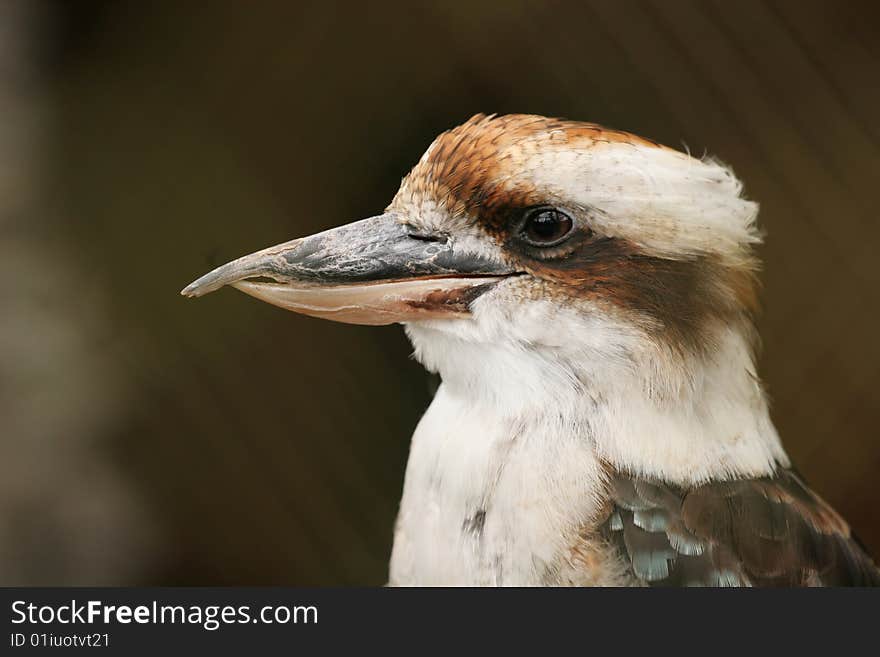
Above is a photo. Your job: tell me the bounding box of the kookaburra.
[183,114,879,586]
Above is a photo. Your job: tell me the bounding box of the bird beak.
[180,213,515,325]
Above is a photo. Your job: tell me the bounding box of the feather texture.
[602,469,880,586]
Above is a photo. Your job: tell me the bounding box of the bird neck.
[405,318,789,486]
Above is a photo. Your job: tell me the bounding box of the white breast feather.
[390,295,787,585]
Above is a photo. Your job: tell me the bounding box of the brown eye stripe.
[524,238,760,356]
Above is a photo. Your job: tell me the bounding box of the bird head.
[183,114,763,407]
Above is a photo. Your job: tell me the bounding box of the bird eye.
[520,207,574,246]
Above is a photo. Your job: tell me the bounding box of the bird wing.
[600,469,880,586]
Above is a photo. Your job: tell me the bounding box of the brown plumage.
[601,469,880,586]
[392,113,667,232]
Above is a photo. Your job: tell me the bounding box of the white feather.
[390,287,787,585]
[522,144,761,267]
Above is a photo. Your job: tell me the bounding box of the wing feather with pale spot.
[600,469,880,586]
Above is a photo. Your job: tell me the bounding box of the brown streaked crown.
[390,113,667,229]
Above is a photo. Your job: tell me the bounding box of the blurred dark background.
[2,0,878,584]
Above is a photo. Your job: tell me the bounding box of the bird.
[182,113,879,586]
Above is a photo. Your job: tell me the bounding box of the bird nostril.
[406,231,447,244]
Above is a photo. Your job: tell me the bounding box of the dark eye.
[520,207,574,246]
